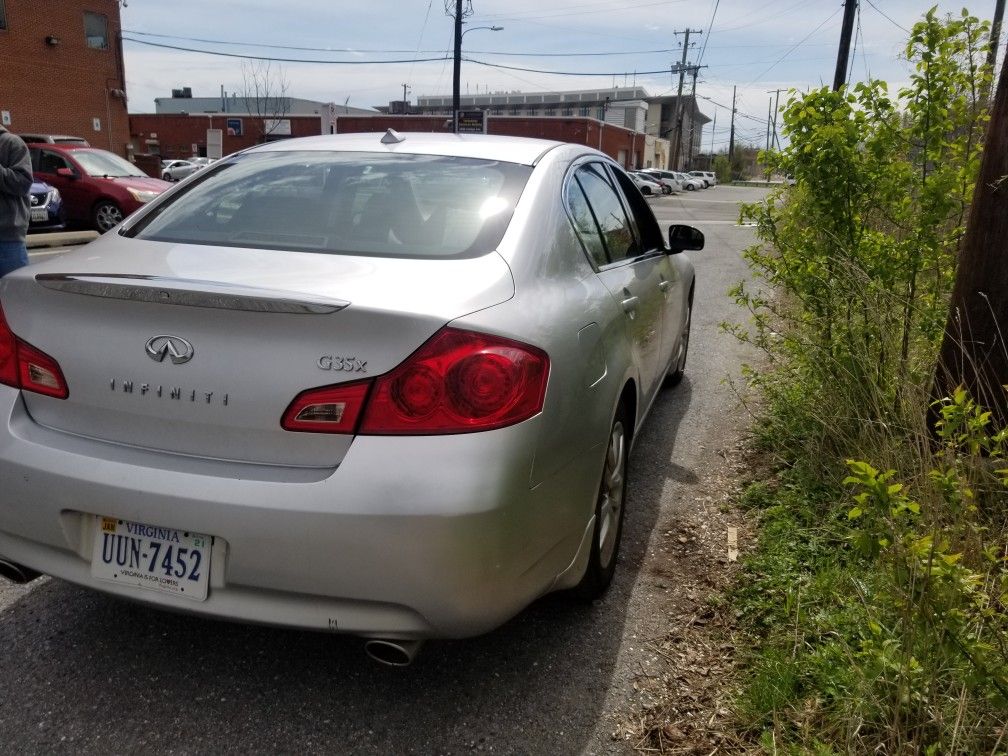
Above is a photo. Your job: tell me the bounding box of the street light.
[452,22,503,133]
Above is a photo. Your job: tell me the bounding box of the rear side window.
[126,151,532,259]
[574,163,638,263]
[33,149,72,174]
[608,167,665,252]
[566,180,608,268]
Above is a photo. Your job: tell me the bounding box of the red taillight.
[281,328,549,436]
[360,328,549,435]
[0,305,68,399]
[280,380,371,433]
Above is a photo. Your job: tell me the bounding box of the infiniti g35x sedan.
[0,132,702,659]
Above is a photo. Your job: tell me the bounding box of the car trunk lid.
[1,238,514,467]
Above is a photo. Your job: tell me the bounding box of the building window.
[562,108,573,116]
[0,0,7,30]
[544,107,555,116]
[580,106,590,117]
[510,106,520,116]
[84,12,108,49]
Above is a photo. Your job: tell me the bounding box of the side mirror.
[56,167,76,179]
[668,224,704,253]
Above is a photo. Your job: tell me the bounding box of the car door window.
[565,178,608,268]
[39,150,71,174]
[607,166,665,252]
[574,163,638,263]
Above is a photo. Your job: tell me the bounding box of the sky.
[119,0,1006,152]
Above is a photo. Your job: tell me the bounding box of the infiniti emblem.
[145,335,194,365]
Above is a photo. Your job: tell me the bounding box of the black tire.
[574,404,630,600]
[666,296,693,387]
[162,172,172,181]
[93,201,124,233]
[685,184,696,191]
[641,186,652,195]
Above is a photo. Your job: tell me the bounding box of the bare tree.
[240,60,291,142]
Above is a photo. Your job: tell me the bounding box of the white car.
[628,172,663,196]
[674,172,706,191]
[161,159,200,182]
[0,133,702,665]
[689,171,716,188]
[640,170,682,193]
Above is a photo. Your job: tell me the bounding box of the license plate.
[90,516,211,601]
[30,208,48,222]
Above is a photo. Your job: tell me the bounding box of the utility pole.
[833,0,858,91]
[686,67,699,168]
[767,88,784,149]
[765,97,772,154]
[933,52,1008,426]
[451,0,471,133]
[988,0,1005,89]
[728,85,737,166]
[709,109,717,157]
[401,83,410,114]
[671,28,703,169]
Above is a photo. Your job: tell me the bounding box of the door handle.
[621,296,639,315]
[658,280,671,292]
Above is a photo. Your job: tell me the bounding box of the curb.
[26,231,99,249]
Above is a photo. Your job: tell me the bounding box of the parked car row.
[16,133,215,234]
[629,169,718,196]
[28,143,172,232]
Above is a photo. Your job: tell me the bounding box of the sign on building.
[226,118,243,136]
[456,110,487,134]
[264,118,292,137]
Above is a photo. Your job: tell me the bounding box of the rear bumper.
[0,390,600,638]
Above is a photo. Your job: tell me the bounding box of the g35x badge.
[317,355,367,373]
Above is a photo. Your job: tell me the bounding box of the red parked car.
[27,144,172,233]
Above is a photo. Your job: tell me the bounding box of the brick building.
[0,0,129,155]
[334,115,667,171]
[127,113,331,161]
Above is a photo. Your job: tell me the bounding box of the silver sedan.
[0,133,701,664]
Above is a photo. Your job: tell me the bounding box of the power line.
[121,29,676,59]
[743,6,843,87]
[121,36,451,64]
[862,0,910,33]
[694,94,764,124]
[696,0,721,65]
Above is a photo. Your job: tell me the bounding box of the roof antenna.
[380,128,405,145]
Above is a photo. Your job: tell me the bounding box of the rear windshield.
[126,150,533,259]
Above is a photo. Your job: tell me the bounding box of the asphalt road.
[0,185,767,755]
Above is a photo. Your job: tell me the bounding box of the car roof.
[26,142,93,151]
[243,132,565,166]
[20,134,88,143]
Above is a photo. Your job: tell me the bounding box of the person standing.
[0,125,33,277]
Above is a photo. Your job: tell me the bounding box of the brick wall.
[333,115,644,169]
[0,0,129,155]
[127,114,326,160]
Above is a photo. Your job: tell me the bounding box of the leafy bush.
[727,7,1007,753]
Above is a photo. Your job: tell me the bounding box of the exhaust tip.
[0,559,41,585]
[363,639,423,667]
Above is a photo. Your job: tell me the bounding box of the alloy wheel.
[598,420,626,569]
[95,203,123,232]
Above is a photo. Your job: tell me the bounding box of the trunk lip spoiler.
[33,273,349,315]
